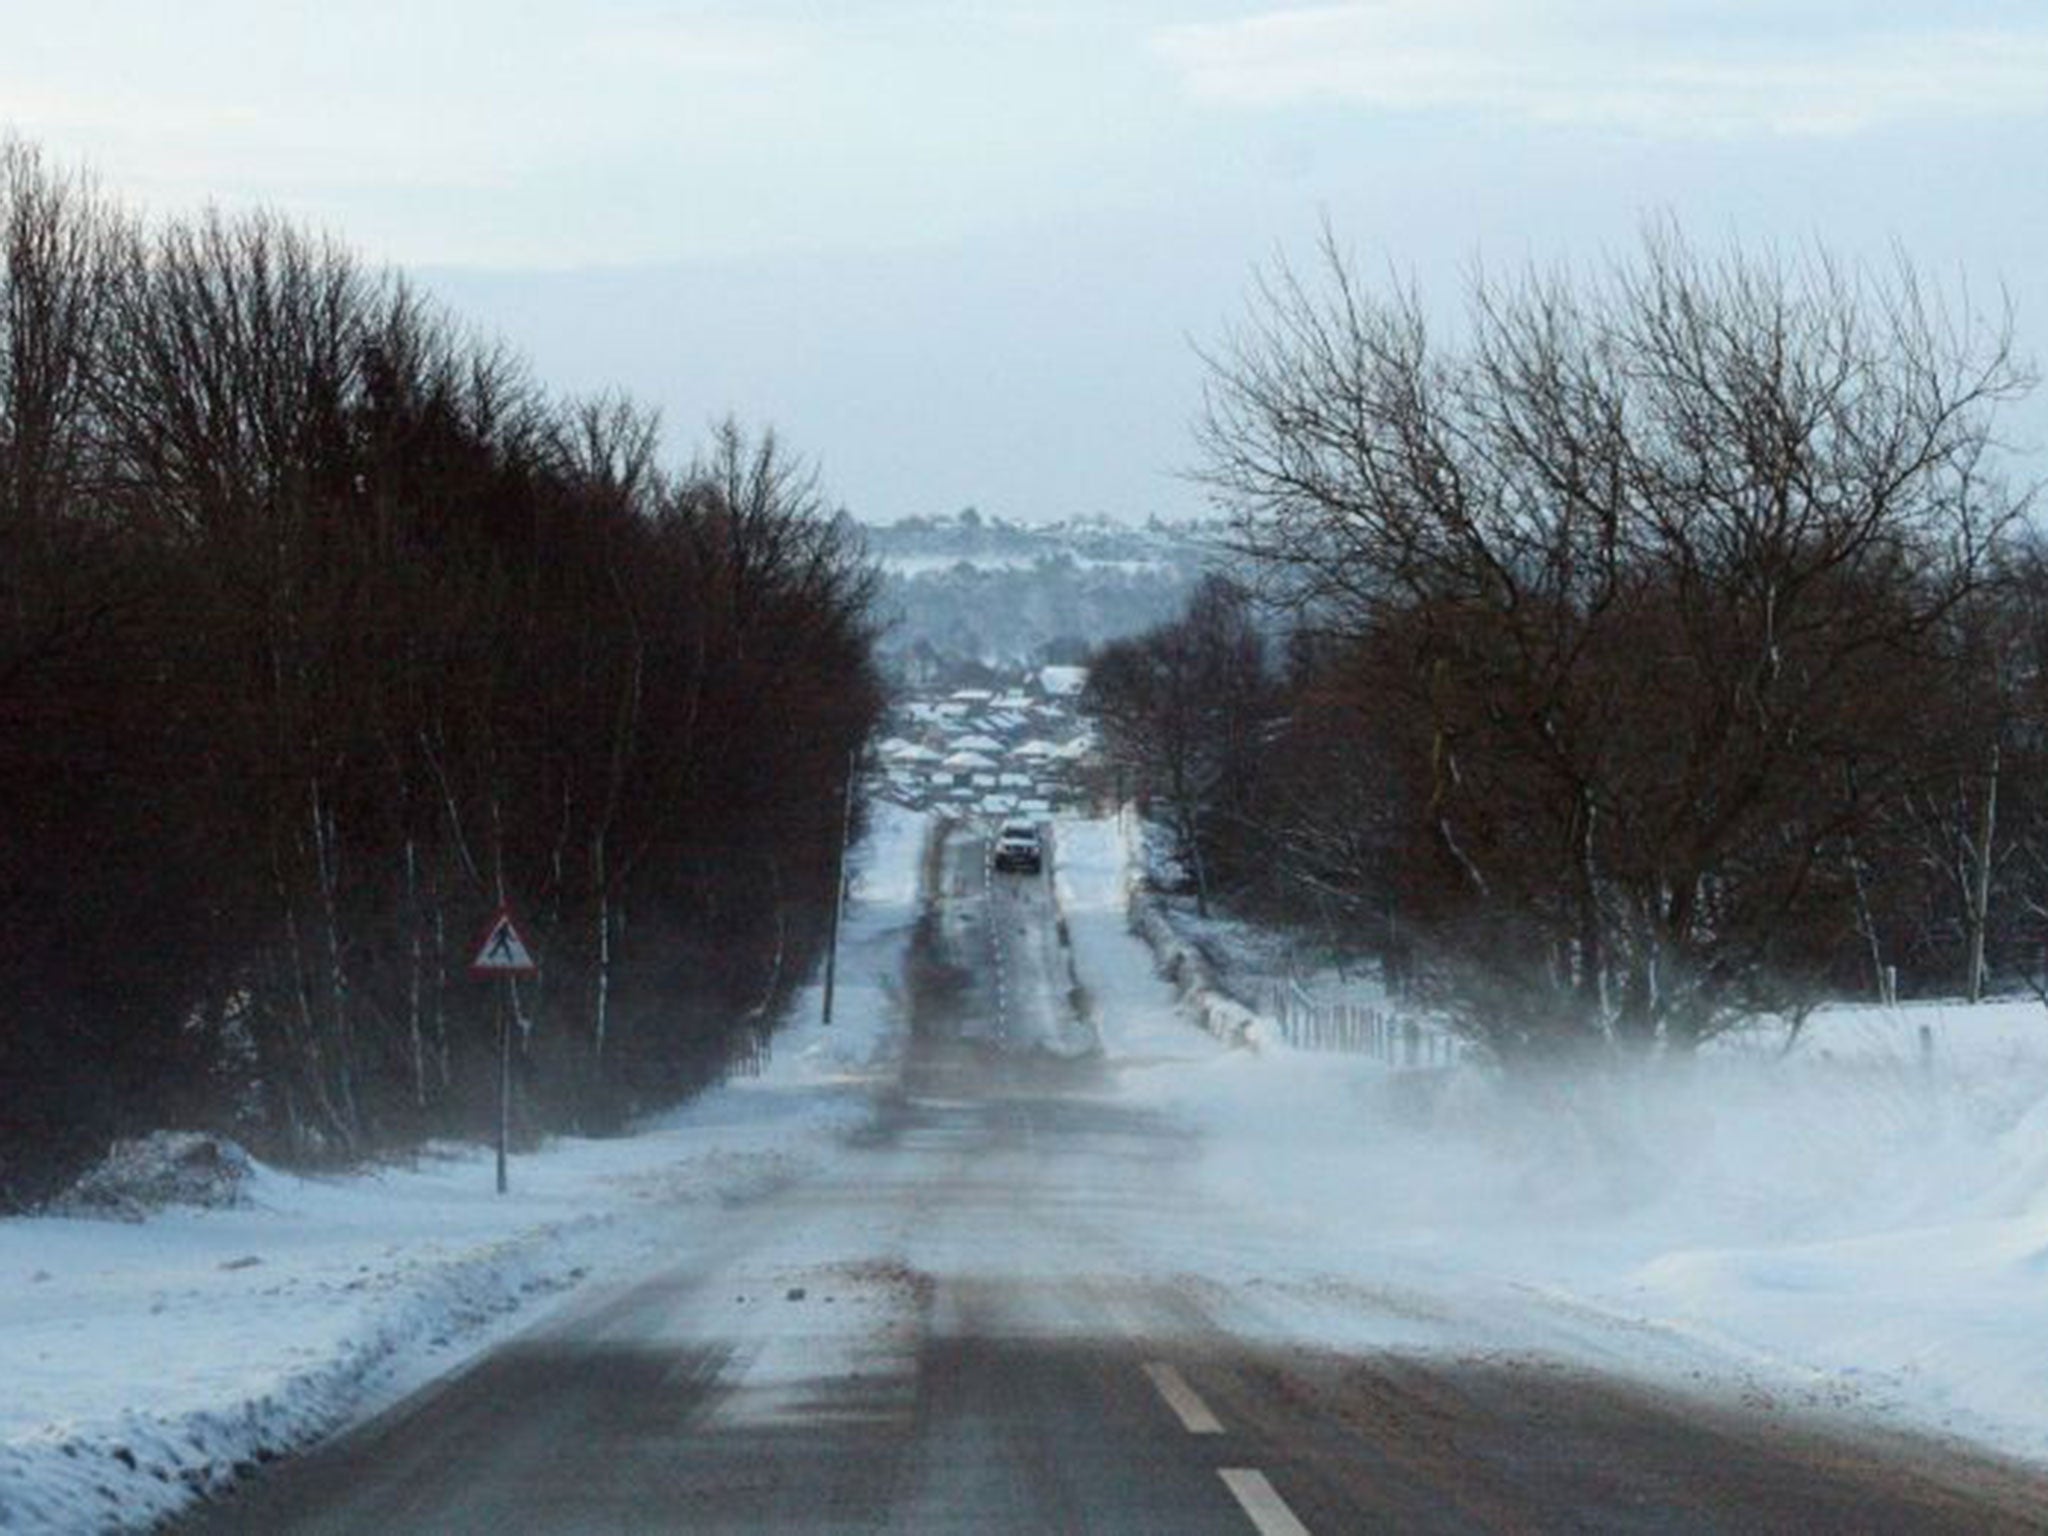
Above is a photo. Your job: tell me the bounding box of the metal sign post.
[470,906,537,1193]
[494,983,511,1194]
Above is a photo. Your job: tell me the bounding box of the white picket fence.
[1264,980,1466,1067]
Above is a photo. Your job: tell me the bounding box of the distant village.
[872,665,1101,820]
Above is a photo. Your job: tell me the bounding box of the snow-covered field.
[0,807,928,1535]
[1058,813,2048,1468]
[10,803,2048,1531]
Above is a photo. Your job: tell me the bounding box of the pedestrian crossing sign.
[470,907,537,975]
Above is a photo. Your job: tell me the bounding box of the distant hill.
[861,510,1221,673]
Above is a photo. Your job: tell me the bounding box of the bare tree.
[0,137,126,686]
[1198,223,2035,1057]
[1082,574,1271,916]
[1,138,890,1199]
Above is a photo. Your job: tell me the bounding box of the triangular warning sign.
[470,907,537,975]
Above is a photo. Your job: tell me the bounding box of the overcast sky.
[7,2,2047,522]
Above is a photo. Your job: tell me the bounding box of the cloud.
[1153,3,2048,136]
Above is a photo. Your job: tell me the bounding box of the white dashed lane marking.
[1219,1468,1314,1536]
[1141,1363,1316,1534]
[984,851,1009,1038]
[1142,1361,1223,1435]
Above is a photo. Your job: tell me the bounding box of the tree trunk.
[592,829,610,1071]
[1967,742,2000,1003]
[309,775,360,1146]
[405,833,426,1110]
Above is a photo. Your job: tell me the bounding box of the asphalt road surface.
[175,823,2048,1534]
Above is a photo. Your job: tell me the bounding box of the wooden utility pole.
[822,749,858,1025]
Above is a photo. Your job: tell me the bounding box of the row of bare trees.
[1088,225,2041,1062]
[0,140,883,1204]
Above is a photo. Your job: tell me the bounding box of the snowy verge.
[1063,809,2048,1468]
[0,807,928,1536]
[1093,810,1268,1050]
[1128,887,1268,1049]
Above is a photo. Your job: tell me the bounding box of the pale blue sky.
[6,2,2046,520]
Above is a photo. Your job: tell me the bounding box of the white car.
[992,822,1044,874]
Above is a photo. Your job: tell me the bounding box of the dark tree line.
[0,140,884,1205]
[1088,226,2042,1062]
[1083,575,1272,918]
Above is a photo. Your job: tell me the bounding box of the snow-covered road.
[10,807,2048,1531]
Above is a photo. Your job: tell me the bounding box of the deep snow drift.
[1056,813,2048,1466]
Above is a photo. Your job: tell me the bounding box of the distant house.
[1040,665,1087,698]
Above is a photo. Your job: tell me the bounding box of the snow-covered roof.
[942,750,998,771]
[952,733,1003,753]
[1014,739,1059,758]
[1040,665,1087,697]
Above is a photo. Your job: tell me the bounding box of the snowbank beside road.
[1054,810,1242,1065]
[0,807,926,1536]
